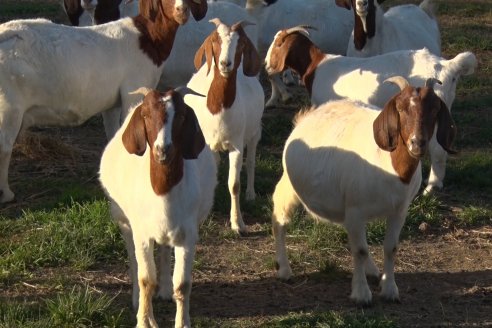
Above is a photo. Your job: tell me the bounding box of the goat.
[335,0,441,57]
[245,0,353,107]
[272,76,457,305]
[0,0,208,203]
[62,0,138,26]
[63,0,258,92]
[184,19,264,234]
[99,87,217,328]
[264,26,477,193]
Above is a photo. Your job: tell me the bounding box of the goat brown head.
[373,76,457,159]
[122,87,205,163]
[140,0,207,24]
[335,0,384,50]
[194,19,260,77]
[264,25,315,76]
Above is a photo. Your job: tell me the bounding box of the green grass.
[0,285,129,328]
[0,200,125,283]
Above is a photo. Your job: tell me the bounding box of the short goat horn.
[384,76,410,91]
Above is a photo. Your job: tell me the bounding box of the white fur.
[68,0,258,90]
[99,99,217,328]
[184,23,264,233]
[272,100,423,304]
[245,0,354,107]
[345,0,441,57]
[0,0,194,203]
[265,34,477,193]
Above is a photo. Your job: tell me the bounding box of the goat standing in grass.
[0,0,207,203]
[264,26,476,193]
[184,19,264,234]
[100,87,216,328]
[271,77,457,305]
[336,0,440,57]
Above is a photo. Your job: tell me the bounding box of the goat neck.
[132,5,182,67]
[149,150,184,195]
[207,65,238,115]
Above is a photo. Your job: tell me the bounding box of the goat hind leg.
[173,244,196,328]
[272,173,299,280]
[0,107,23,203]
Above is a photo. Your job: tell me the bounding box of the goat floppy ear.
[189,0,207,21]
[194,34,214,75]
[335,0,352,9]
[139,0,158,21]
[242,34,261,77]
[181,105,205,160]
[122,105,147,156]
[436,100,458,154]
[373,96,400,152]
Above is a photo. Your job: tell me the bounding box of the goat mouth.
[408,149,425,159]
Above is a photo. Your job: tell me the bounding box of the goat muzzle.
[153,144,174,164]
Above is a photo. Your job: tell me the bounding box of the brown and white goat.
[264,26,476,194]
[335,0,440,57]
[100,87,217,328]
[272,77,456,305]
[184,18,264,234]
[0,0,207,203]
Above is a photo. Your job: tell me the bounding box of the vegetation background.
[0,0,490,327]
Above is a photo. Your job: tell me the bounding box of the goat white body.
[272,100,421,304]
[304,48,475,193]
[347,1,440,57]
[161,2,258,87]
[100,104,217,328]
[246,0,353,107]
[185,63,264,233]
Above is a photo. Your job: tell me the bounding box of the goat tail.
[419,0,436,19]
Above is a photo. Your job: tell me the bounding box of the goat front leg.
[228,148,246,234]
[245,132,261,201]
[173,243,196,328]
[134,238,158,328]
[156,245,173,301]
[344,211,372,306]
[424,133,447,194]
[0,107,23,203]
[102,107,122,141]
[272,173,300,280]
[380,211,406,302]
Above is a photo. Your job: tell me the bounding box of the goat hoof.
[276,266,293,280]
[245,190,256,201]
[0,189,15,203]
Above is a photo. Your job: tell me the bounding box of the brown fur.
[194,22,260,115]
[133,0,207,66]
[122,89,205,195]
[270,31,325,96]
[373,85,457,183]
[335,0,377,50]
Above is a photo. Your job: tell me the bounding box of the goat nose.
[410,137,426,150]
[220,60,232,68]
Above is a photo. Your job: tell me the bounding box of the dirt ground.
[4,90,491,327]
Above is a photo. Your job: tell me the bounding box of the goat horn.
[209,18,223,27]
[129,87,153,96]
[425,78,442,88]
[192,0,202,4]
[175,86,205,98]
[231,20,256,31]
[285,25,317,38]
[384,76,410,91]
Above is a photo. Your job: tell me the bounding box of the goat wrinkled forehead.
[216,24,239,42]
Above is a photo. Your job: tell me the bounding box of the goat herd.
[0,0,478,327]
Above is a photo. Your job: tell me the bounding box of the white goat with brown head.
[272,77,457,305]
[0,0,208,203]
[264,26,477,193]
[100,87,217,328]
[184,18,264,234]
[335,0,440,57]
